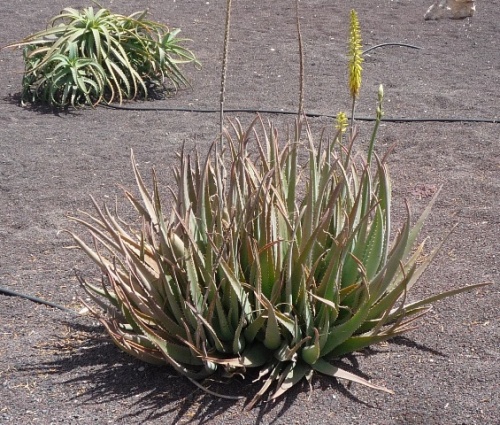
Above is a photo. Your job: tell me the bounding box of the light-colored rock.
[425,0,476,20]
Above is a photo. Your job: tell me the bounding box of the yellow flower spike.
[335,111,348,134]
[348,10,363,99]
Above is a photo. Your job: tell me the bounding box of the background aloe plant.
[66,8,487,408]
[4,6,198,107]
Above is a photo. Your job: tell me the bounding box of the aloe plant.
[66,9,487,408]
[4,6,198,106]
[67,112,485,407]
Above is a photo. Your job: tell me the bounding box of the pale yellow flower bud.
[378,84,384,102]
[335,112,348,133]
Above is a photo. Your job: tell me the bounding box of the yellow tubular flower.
[335,111,348,133]
[348,10,363,99]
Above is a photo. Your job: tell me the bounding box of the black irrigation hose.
[99,104,500,124]
[362,42,422,55]
[0,286,78,315]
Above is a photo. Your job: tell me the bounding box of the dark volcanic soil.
[0,1,499,424]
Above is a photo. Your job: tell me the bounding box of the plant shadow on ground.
[3,83,179,116]
[3,93,82,116]
[16,320,446,424]
[390,336,447,357]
